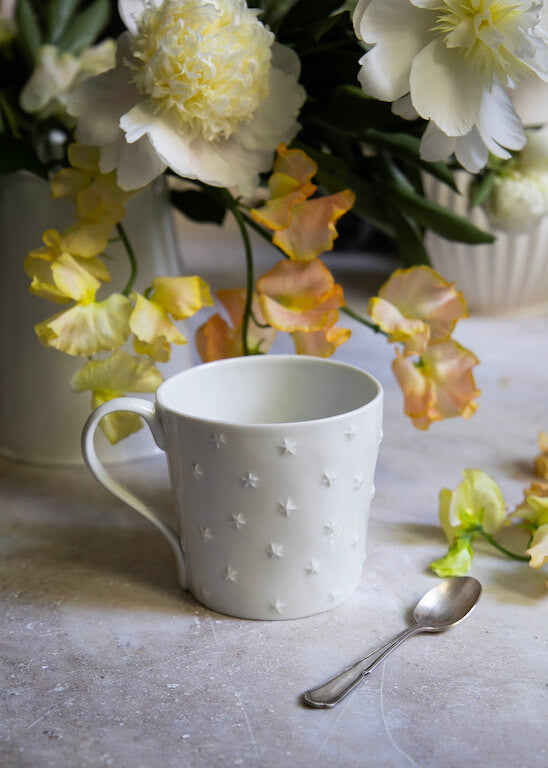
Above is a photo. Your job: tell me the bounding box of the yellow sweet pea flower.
[149,276,213,320]
[71,350,163,443]
[36,293,132,357]
[526,525,548,569]
[447,469,507,536]
[130,277,213,361]
[25,229,111,303]
[130,293,188,361]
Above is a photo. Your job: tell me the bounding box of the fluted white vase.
[0,172,194,465]
[423,173,548,314]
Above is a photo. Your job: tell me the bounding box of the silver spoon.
[303,576,482,709]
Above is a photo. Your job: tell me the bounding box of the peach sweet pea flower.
[196,288,276,362]
[392,339,480,430]
[251,144,355,261]
[368,266,468,356]
[130,276,213,362]
[256,258,345,333]
[71,350,163,443]
[292,310,351,357]
[35,254,132,356]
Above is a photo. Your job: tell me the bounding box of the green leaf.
[469,171,496,209]
[363,129,458,191]
[170,189,227,226]
[15,0,42,66]
[280,0,346,30]
[0,134,47,178]
[309,85,397,133]
[384,180,495,244]
[57,0,110,54]
[46,0,81,44]
[391,213,429,266]
[257,0,300,31]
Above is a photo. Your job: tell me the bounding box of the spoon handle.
[303,625,423,708]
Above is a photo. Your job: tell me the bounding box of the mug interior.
[158,356,381,425]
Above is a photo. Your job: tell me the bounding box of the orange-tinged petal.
[273,190,355,261]
[151,276,213,319]
[368,296,429,355]
[196,313,236,362]
[535,454,548,481]
[378,266,468,342]
[260,287,344,332]
[539,431,548,453]
[35,293,132,356]
[392,340,480,430]
[256,259,337,312]
[292,310,351,356]
[250,144,317,231]
[130,294,187,347]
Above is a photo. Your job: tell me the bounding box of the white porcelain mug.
[82,355,383,620]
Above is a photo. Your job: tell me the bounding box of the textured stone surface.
[1,243,548,767]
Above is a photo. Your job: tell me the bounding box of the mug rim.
[156,354,383,429]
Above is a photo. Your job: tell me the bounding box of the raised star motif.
[209,432,227,450]
[199,526,213,541]
[324,520,340,537]
[277,438,296,456]
[321,471,337,488]
[351,533,360,548]
[328,590,340,603]
[345,425,357,440]
[353,473,364,490]
[223,566,238,583]
[191,463,204,480]
[266,542,285,559]
[370,483,376,499]
[230,512,247,530]
[377,429,384,445]
[240,471,259,489]
[270,598,286,615]
[305,559,321,575]
[277,498,297,517]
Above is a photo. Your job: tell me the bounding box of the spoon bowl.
[413,575,482,629]
[303,576,482,708]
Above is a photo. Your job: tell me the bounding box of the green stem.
[478,530,530,562]
[0,91,21,138]
[342,305,386,335]
[239,211,289,259]
[117,222,138,297]
[230,203,254,356]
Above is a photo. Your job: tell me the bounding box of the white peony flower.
[483,126,548,231]
[66,0,306,195]
[353,0,548,173]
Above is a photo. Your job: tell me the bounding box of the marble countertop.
[1,232,548,767]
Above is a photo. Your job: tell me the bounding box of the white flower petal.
[420,120,456,162]
[477,84,525,157]
[454,127,489,174]
[392,93,418,120]
[352,0,373,35]
[114,135,167,190]
[118,0,160,35]
[356,0,430,101]
[410,39,482,135]
[237,66,304,152]
[68,65,139,147]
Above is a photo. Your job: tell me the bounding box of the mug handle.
[81,397,186,588]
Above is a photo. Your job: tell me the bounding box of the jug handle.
[81,397,186,588]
